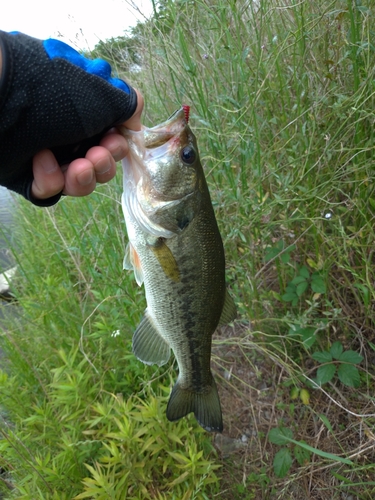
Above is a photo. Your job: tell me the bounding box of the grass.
[2,0,375,498]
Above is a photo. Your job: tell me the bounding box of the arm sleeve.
[0,31,137,207]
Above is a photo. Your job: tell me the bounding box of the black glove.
[0,31,137,206]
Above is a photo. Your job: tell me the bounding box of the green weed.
[312,341,364,387]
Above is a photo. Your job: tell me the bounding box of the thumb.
[121,89,144,131]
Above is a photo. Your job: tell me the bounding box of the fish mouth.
[144,108,188,149]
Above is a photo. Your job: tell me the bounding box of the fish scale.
[121,108,236,432]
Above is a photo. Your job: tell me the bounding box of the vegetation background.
[1,0,375,498]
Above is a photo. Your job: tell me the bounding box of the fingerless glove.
[0,31,137,206]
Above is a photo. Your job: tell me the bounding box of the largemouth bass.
[120,107,236,432]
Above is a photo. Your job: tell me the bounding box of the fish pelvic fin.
[132,312,171,366]
[123,242,144,286]
[166,374,223,433]
[218,290,237,327]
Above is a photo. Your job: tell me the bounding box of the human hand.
[31,91,144,200]
[0,31,142,206]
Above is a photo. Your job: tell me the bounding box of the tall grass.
[1,0,375,498]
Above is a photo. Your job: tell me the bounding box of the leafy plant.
[235,469,270,499]
[282,266,326,306]
[312,341,364,388]
[268,426,353,478]
[287,323,319,348]
[265,240,296,265]
[290,386,310,405]
[268,427,310,478]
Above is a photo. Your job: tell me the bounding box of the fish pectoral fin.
[132,312,171,366]
[149,238,180,282]
[123,242,144,286]
[166,374,223,433]
[218,290,237,326]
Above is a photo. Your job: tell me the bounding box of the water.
[0,186,17,326]
[0,186,16,273]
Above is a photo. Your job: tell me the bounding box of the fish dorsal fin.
[149,238,180,282]
[218,290,237,326]
[132,312,171,366]
[123,242,144,286]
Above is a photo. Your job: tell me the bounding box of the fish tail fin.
[166,374,223,432]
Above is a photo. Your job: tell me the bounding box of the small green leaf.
[280,251,291,264]
[273,448,293,478]
[338,350,363,364]
[337,364,361,388]
[290,387,299,400]
[265,242,284,262]
[281,292,297,302]
[311,274,326,293]
[330,341,344,359]
[288,325,301,336]
[299,266,310,279]
[319,414,333,433]
[303,336,317,348]
[294,442,311,465]
[291,276,307,285]
[353,283,370,306]
[296,281,309,297]
[312,351,333,363]
[299,389,310,405]
[268,427,293,445]
[286,438,353,465]
[316,363,336,385]
[300,327,316,348]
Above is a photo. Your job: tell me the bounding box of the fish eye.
[180,146,196,165]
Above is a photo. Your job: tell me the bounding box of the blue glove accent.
[43,38,131,94]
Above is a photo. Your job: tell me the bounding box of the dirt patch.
[211,323,375,500]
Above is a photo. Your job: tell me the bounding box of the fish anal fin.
[166,374,223,432]
[149,238,180,282]
[133,312,171,366]
[123,242,144,286]
[218,290,237,327]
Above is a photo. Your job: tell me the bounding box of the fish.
[120,106,236,432]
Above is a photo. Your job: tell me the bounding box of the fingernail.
[110,146,123,162]
[96,159,112,175]
[41,160,59,174]
[77,169,94,186]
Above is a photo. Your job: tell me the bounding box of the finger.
[62,157,97,196]
[85,146,117,184]
[63,147,117,196]
[31,149,65,199]
[122,89,144,131]
[99,129,129,161]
